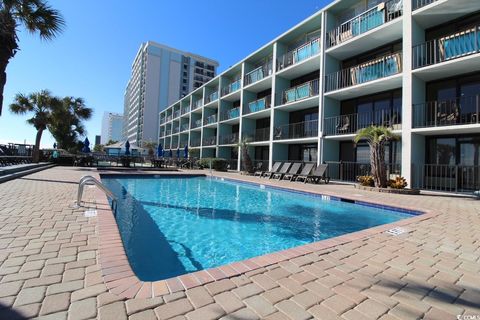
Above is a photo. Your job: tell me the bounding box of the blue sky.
[0,0,331,147]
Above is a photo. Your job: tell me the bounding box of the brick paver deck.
[0,167,479,320]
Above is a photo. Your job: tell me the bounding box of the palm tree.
[0,0,65,115]
[9,90,60,162]
[48,97,93,152]
[142,140,157,157]
[238,138,253,173]
[354,126,398,188]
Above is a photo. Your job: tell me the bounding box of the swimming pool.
[102,175,414,281]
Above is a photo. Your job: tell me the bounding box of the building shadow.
[0,303,29,320]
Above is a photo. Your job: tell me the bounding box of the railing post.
[477,95,479,124]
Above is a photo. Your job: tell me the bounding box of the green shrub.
[358,175,374,187]
[196,158,228,171]
[388,176,408,189]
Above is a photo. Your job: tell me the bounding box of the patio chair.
[263,162,282,178]
[282,162,303,181]
[253,162,265,177]
[306,164,330,184]
[437,105,460,123]
[294,163,315,183]
[336,116,350,134]
[270,162,292,180]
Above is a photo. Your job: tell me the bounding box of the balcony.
[181,106,190,115]
[413,25,480,75]
[202,136,217,146]
[325,52,402,94]
[174,110,181,118]
[244,60,273,86]
[324,107,402,137]
[191,138,201,147]
[413,0,438,10]
[326,161,401,183]
[280,79,319,107]
[413,164,480,193]
[244,127,270,142]
[204,114,217,126]
[191,119,202,129]
[277,38,320,74]
[244,95,271,115]
[327,0,403,49]
[173,126,180,134]
[221,79,241,96]
[160,117,165,124]
[165,129,172,136]
[412,95,480,129]
[205,91,219,104]
[273,120,318,140]
[219,133,239,145]
[166,115,173,122]
[181,123,190,132]
[193,99,203,110]
[220,107,240,121]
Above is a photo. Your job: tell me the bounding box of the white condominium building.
[159,0,480,194]
[101,112,124,144]
[124,41,219,146]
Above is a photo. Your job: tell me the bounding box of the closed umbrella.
[125,140,130,155]
[157,144,163,157]
[184,145,188,159]
[176,148,180,159]
[169,149,173,158]
[81,137,90,153]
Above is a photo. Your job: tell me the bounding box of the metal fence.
[274,120,318,140]
[204,114,218,125]
[244,60,273,86]
[244,95,271,115]
[277,38,320,71]
[412,95,480,128]
[325,161,401,183]
[281,79,319,105]
[190,138,201,147]
[221,79,241,96]
[191,119,202,129]
[219,133,239,145]
[413,164,480,193]
[205,91,219,104]
[193,99,203,110]
[324,107,402,136]
[220,107,240,121]
[181,106,190,115]
[244,127,270,142]
[413,0,439,10]
[326,0,403,48]
[202,136,217,146]
[325,52,402,92]
[413,25,480,69]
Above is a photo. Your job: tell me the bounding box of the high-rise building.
[101,112,124,144]
[95,135,101,146]
[123,41,219,146]
[159,0,480,194]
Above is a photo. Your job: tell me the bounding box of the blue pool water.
[102,175,413,281]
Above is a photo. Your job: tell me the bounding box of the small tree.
[354,126,398,188]
[9,90,60,162]
[93,144,104,152]
[142,140,156,157]
[238,138,253,173]
[106,140,117,146]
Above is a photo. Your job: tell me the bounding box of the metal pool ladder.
[74,175,118,214]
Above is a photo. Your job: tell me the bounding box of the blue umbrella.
[125,140,130,155]
[157,144,163,157]
[169,149,173,158]
[176,148,180,159]
[184,145,188,159]
[81,137,90,153]
[53,143,57,149]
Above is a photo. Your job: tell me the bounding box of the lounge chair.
[270,162,292,180]
[282,163,302,181]
[263,162,282,178]
[294,163,315,183]
[253,162,265,177]
[306,164,330,184]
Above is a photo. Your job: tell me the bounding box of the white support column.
[318,11,327,167]
[237,63,245,171]
[401,1,413,185]
[268,44,278,171]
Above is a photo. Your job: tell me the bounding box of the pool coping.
[92,171,439,299]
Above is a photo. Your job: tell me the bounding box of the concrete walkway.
[0,167,479,320]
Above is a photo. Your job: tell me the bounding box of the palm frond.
[16,0,65,41]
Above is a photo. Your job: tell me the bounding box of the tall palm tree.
[9,89,60,162]
[48,97,93,151]
[0,0,64,115]
[354,126,398,188]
